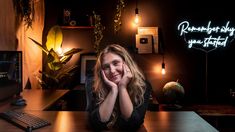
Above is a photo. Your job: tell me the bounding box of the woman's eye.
[113,61,120,66]
[102,65,109,70]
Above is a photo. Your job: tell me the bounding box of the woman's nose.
[110,65,115,73]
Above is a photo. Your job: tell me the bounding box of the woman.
[89,44,152,131]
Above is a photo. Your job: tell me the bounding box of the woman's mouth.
[109,74,120,81]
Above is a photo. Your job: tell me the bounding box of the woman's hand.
[101,70,118,91]
[118,63,133,89]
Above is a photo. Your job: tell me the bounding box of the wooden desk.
[22,89,69,110]
[0,111,218,132]
[0,90,218,132]
[183,104,235,132]
[144,111,218,132]
[0,89,69,111]
[184,104,235,117]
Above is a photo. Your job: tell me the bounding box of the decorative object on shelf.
[69,20,76,26]
[79,53,97,84]
[88,15,93,26]
[63,9,71,25]
[13,0,35,29]
[93,11,105,54]
[29,25,82,89]
[114,0,125,34]
[162,81,185,107]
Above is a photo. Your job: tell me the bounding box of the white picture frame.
[137,27,159,53]
[136,34,153,54]
[80,54,97,84]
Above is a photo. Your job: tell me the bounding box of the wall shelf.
[60,26,95,29]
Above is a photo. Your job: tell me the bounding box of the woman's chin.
[111,78,121,84]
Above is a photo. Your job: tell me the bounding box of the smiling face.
[101,52,124,84]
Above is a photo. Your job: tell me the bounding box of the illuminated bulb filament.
[162,63,166,75]
[57,47,64,56]
[134,8,140,25]
[134,14,139,24]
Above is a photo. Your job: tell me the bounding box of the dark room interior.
[0,0,235,132]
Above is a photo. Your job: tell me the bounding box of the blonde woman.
[89,44,152,131]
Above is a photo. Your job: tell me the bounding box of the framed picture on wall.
[80,53,97,84]
[137,27,159,53]
[136,34,153,54]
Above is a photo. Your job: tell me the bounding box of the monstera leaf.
[46,25,63,52]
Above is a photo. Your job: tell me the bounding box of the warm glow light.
[63,47,72,53]
[131,21,138,28]
[153,64,166,75]
[134,14,140,25]
[160,112,170,123]
[55,112,72,132]
[133,8,141,27]
[153,65,161,74]
[162,63,166,75]
[57,47,64,56]
[162,68,166,75]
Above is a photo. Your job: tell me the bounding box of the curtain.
[16,0,45,89]
[0,0,16,50]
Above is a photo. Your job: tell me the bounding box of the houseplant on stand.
[29,25,82,89]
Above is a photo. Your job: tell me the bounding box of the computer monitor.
[0,51,22,101]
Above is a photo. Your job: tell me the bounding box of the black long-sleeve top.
[88,81,152,131]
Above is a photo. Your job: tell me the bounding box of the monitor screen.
[0,51,22,101]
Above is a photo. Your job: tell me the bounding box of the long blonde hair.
[93,44,146,126]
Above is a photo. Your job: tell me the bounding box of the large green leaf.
[63,48,83,56]
[60,48,83,64]
[28,37,49,54]
[47,49,60,63]
[60,55,72,64]
[47,49,62,71]
[39,70,59,83]
[46,25,63,52]
[48,62,63,71]
[55,65,78,79]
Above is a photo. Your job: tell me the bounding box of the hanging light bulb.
[134,8,140,25]
[161,62,166,75]
[161,54,166,75]
[133,0,141,27]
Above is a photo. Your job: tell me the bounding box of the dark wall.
[44,0,235,104]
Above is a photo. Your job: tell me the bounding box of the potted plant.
[29,25,82,89]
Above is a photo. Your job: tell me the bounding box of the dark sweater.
[88,81,152,131]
